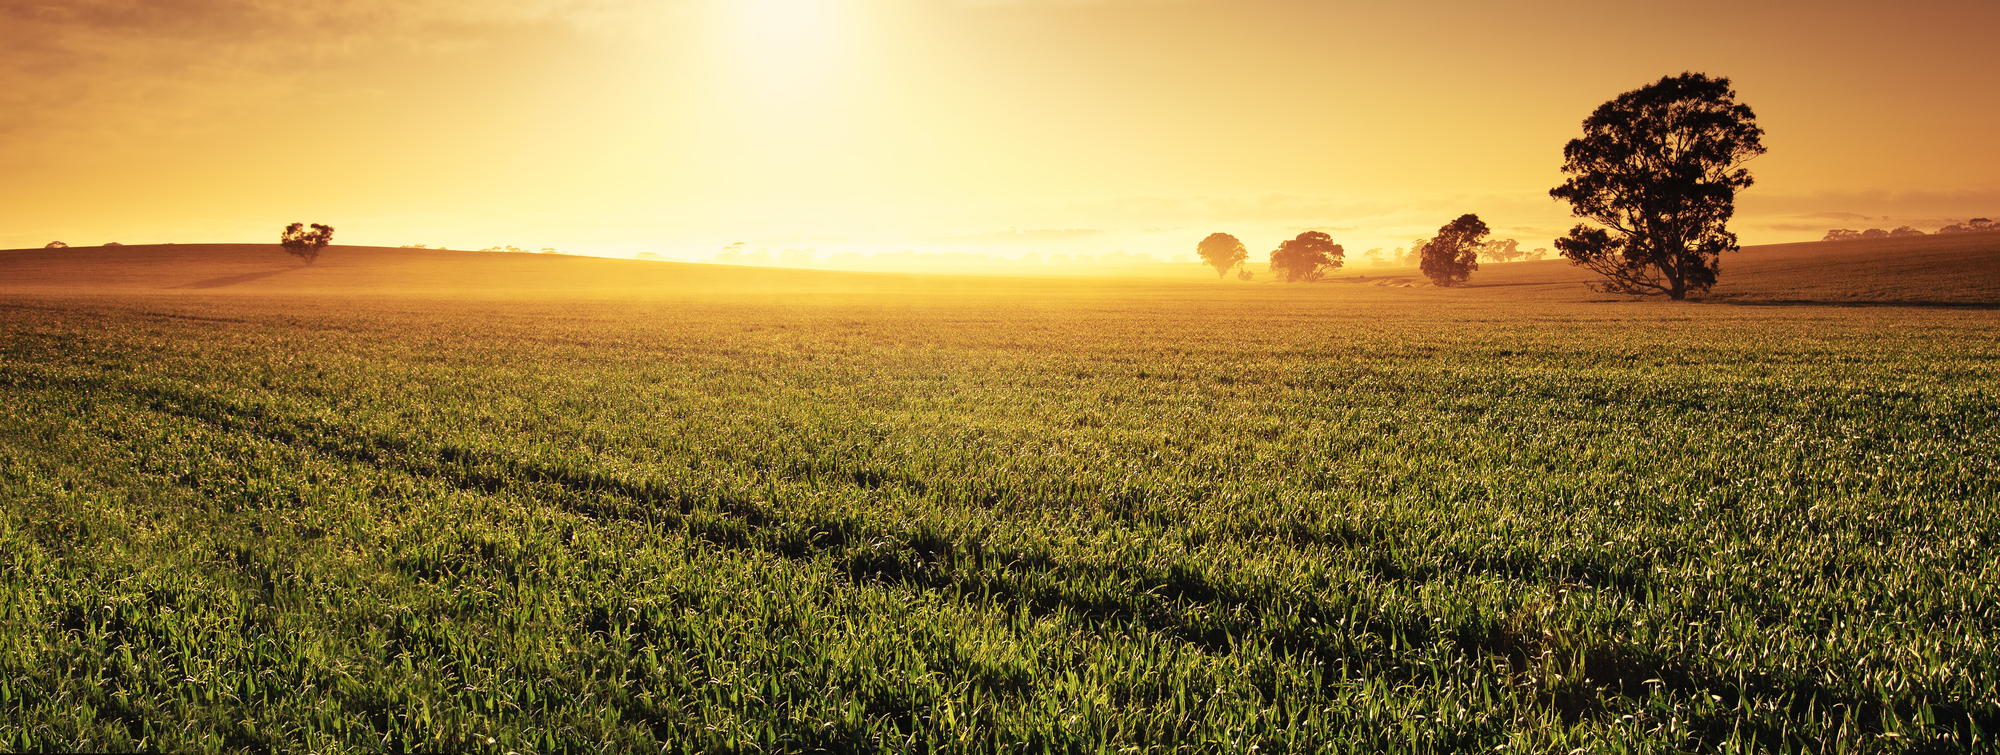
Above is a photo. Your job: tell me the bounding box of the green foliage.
[1,291,1996,752]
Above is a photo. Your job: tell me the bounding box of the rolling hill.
[3,233,1997,305]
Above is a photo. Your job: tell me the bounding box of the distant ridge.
[1702,232,2000,306]
[3,235,1997,306]
[0,244,1007,300]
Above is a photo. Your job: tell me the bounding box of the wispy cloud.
[1735,189,2000,238]
[1740,188,2000,218]
[917,228,1107,243]
[0,0,652,159]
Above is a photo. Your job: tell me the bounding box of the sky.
[4,0,1998,264]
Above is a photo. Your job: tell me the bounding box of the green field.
[2,238,1998,752]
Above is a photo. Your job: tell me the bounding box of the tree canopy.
[1939,218,1996,235]
[1419,214,1488,286]
[280,223,336,265]
[1550,72,1766,300]
[1269,231,1342,283]
[1195,233,1248,278]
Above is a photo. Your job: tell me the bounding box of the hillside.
[1325,232,2000,305]
[1698,233,2000,305]
[3,234,1997,305]
[0,244,980,300]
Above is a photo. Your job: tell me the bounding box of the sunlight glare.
[717,0,851,101]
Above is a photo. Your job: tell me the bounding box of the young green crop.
[1,288,1996,753]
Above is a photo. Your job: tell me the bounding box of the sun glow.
[2,0,1997,261]
[714,0,854,102]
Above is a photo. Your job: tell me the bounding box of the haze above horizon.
[4,0,1997,264]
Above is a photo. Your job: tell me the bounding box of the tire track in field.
[11,361,1988,741]
[6,362,1443,642]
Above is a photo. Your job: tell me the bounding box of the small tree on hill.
[1420,214,1488,286]
[1269,231,1343,282]
[45,241,67,249]
[280,222,335,265]
[1196,233,1249,279]
[1550,72,1766,300]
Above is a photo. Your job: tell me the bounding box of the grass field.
[2,237,1998,752]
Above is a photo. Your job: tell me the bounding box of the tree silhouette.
[1419,214,1488,286]
[44,241,66,249]
[1269,231,1343,282]
[1196,233,1249,279]
[280,222,335,265]
[1550,72,1766,300]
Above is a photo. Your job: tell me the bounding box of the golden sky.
[4,0,1997,263]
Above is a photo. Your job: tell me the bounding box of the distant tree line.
[1823,218,1994,241]
[1196,216,1561,287]
[1198,219,1564,287]
[1192,73,1762,298]
[1198,219,1479,286]
[1194,230,1349,282]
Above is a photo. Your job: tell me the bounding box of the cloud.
[1064,193,1400,224]
[1726,189,2000,239]
[1740,188,2000,218]
[0,0,668,161]
[0,0,589,39]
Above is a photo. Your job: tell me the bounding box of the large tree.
[280,222,336,265]
[1550,72,1766,300]
[1195,232,1248,279]
[1419,214,1488,286]
[1269,231,1342,282]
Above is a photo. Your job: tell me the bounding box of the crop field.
[2,242,1999,752]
